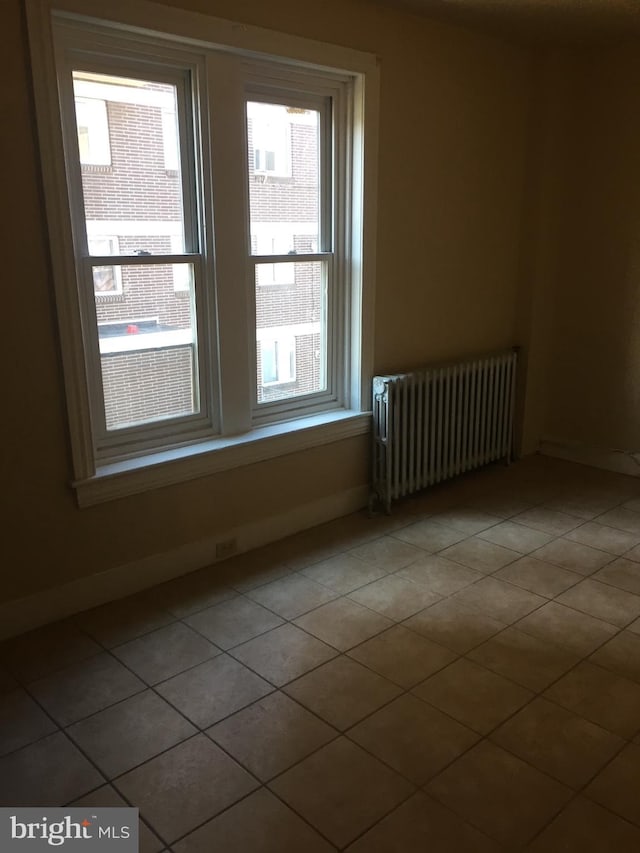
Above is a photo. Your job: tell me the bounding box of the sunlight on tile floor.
[2,455,640,850]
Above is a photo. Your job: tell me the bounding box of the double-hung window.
[27,0,378,505]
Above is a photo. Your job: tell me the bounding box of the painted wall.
[541,46,640,456]
[1,0,531,605]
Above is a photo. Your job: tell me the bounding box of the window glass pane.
[247,101,320,255]
[73,71,186,255]
[96,263,198,430]
[256,261,326,404]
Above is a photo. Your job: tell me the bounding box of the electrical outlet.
[215,538,237,560]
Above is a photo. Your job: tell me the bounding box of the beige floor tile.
[115,734,257,843]
[29,653,144,726]
[427,740,571,847]
[565,521,640,555]
[451,576,546,623]
[184,597,283,650]
[0,687,57,757]
[516,601,617,656]
[156,654,273,727]
[556,579,640,627]
[349,535,427,570]
[491,696,623,788]
[111,622,219,684]
[150,568,236,618]
[593,557,640,595]
[294,598,393,651]
[0,620,101,682]
[527,796,640,853]
[173,788,335,853]
[589,630,640,683]
[495,556,582,598]
[348,625,456,688]
[629,616,640,634]
[269,737,414,848]
[71,784,164,853]
[531,538,613,575]
[511,507,582,536]
[427,508,502,536]
[544,489,625,519]
[207,691,336,780]
[396,555,482,596]
[414,658,533,734]
[465,493,534,520]
[349,574,442,620]
[348,694,479,785]
[0,731,104,806]
[468,627,579,691]
[346,791,501,853]
[478,520,554,554]
[403,599,506,653]
[67,690,196,778]
[439,536,521,573]
[390,520,467,553]
[231,623,338,686]
[545,661,640,738]
[75,594,176,648]
[300,553,387,594]
[597,507,640,536]
[223,558,293,593]
[284,655,402,730]
[585,742,640,826]
[247,573,338,619]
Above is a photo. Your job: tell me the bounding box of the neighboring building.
[77,76,323,429]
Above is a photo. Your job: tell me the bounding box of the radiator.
[371,349,518,513]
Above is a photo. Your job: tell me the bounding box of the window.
[27,0,378,505]
[249,102,291,177]
[74,96,111,165]
[88,236,122,295]
[260,337,296,386]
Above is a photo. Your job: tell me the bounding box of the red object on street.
[126,324,140,334]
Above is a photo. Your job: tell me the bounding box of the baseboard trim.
[0,484,370,640]
[540,438,640,479]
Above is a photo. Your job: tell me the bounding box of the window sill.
[74,409,372,507]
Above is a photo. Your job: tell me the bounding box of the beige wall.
[539,45,640,455]
[1,0,532,605]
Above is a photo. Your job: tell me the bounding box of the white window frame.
[26,0,379,507]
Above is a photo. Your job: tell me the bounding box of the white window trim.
[26,0,379,506]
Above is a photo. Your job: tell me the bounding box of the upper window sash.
[54,35,218,456]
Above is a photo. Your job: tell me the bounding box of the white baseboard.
[540,437,640,478]
[0,484,370,641]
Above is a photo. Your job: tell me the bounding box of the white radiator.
[371,349,518,512]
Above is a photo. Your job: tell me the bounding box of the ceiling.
[377,0,640,45]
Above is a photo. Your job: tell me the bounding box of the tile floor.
[2,455,640,851]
